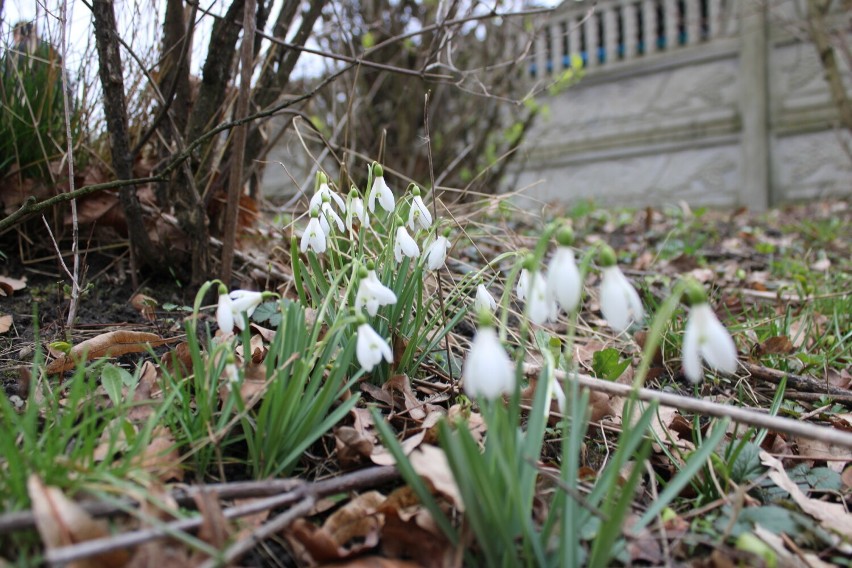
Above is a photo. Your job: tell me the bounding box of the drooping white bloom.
[368,175,395,213]
[300,216,327,254]
[394,226,420,263]
[216,293,234,333]
[407,194,433,232]
[682,303,738,383]
[526,270,557,325]
[356,323,393,372]
[223,361,241,390]
[599,266,644,332]
[547,247,582,314]
[319,201,344,234]
[462,327,515,400]
[474,284,497,313]
[423,236,449,270]
[310,182,346,212]
[217,289,264,332]
[355,270,398,317]
[516,269,530,301]
[346,196,370,230]
[229,290,264,331]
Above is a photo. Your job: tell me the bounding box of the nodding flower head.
[368,163,395,213]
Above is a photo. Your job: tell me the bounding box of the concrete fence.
[511,0,851,209]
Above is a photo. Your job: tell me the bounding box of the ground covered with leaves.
[0,196,850,567]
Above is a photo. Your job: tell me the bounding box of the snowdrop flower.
[547,227,582,314]
[355,267,398,317]
[598,246,644,333]
[223,358,241,390]
[300,210,327,254]
[407,186,432,232]
[423,234,449,271]
[356,323,393,372]
[319,199,344,234]
[368,163,395,213]
[217,288,266,332]
[462,313,515,400]
[216,286,235,333]
[474,284,497,313]
[526,270,557,325]
[346,188,369,230]
[682,282,738,383]
[229,290,264,330]
[516,268,530,301]
[394,226,420,263]
[309,176,346,212]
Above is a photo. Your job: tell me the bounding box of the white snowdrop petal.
[696,305,738,374]
[548,248,582,314]
[474,285,497,313]
[682,312,704,383]
[527,271,554,325]
[217,294,234,333]
[600,266,643,332]
[462,327,515,400]
[516,269,530,301]
[357,323,393,372]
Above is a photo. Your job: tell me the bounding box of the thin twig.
[526,365,852,450]
[42,466,399,565]
[199,494,316,568]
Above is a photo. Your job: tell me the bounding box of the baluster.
[642,0,658,55]
[623,2,638,60]
[551,18,565,73]
[664,0,679,49]
[685,0,701,44]
[603,7,618,64]
[534,28,548,78]
[584,9,599,67]
[708,0,721,39]
[568,15,581,67]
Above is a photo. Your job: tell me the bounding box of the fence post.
[739,0,771,209]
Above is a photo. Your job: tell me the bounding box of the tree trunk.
[91,0,158,268]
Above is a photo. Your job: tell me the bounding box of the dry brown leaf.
[194,490,230,550]
[134,426,184,482]
[130,293,158,322]
[760,451,852,539]
[409,444,464,511]
[28,475,129,568]
[755,335,794,356]
[46,331,169,374]
[0,314,12,334]
[383,374,426,420]
[335,426,375,469]
[323,557,423,568]
[795,437,852,472]
[289,491,385,563]
[0,275,26,296]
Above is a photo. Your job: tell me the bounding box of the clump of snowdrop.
[356,320,393,372]
[547,227,582,314]
[300,209,327,254]
[407,185,433,232]
[394,225,420,263]
[681,280,738,383]
[354,263,398,317]
[368,163,395,213]
[462,310,516,400]
[597,245,644,333]
[216,285,270,332]
[423,230,450,271]
[346,187,369,230]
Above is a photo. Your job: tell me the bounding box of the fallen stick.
[525,365,852,450]
[42,466,399,566]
